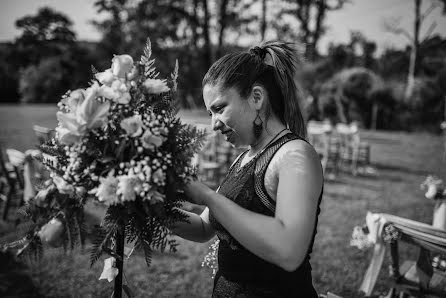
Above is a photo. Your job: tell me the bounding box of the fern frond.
[171,59,179,92]
[89,225,114,267]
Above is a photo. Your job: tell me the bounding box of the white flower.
[38,218,64,247]
[95,68,116,86]
[51,174,75,195]
[99,80,131,105]
[111,54,134,78]
[143,79,170,94]
[141,130,164,150]
[56,82,110,145]
[127,66,139,81]
[117,174,142,202]
[120,115,143,137]
[146,190,164,204]
[425,184,439,200]
[96,171,120,205]
[152,168,165,184]
[61,89,85,113]
[99,257,119,282]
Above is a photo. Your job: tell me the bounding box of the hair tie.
[250,46,267,60]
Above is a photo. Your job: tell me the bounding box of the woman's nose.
[212,115,223,131]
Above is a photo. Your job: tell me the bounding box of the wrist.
[201,187,215,206]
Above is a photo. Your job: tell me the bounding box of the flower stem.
[113,221,125,298]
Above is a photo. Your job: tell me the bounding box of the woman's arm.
[186,140,323,271]
[170,207,215,243]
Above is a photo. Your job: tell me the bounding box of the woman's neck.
[249,119,287,157]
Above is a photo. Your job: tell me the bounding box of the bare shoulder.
[275,139,321,164]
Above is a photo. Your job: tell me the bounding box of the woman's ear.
[248,85,266,110]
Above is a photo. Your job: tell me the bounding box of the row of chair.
[307,121,372,178]
[0,125,54,221]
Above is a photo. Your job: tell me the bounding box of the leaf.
[89,224,115,267]
[123,285,134,298]
[170,59,179,92]
[141,239,152,267]
[144,38,152,61]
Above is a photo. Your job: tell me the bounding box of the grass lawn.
[1,104,445,297]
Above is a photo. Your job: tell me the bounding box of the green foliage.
[18,57,66,103]
[318,67,383,125]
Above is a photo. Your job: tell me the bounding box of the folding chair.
[381,214,446,298]
[33,125,55,145]
[307,121,333,175]
[336,123,361,175]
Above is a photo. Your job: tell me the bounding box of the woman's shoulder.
[278,137,320,160]
[270,137,322,173]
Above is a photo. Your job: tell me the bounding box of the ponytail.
[203,40,306,139]
[260,41,307,138]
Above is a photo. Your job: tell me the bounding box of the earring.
[253,111,263,139]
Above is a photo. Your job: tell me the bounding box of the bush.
[18,57,67,103]
[318,67,383,126]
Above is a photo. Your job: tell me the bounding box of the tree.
[14,7,76,66]
[277,0,349,60]
[383,0,446,99]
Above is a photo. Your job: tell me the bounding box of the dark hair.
[202,41,306,138]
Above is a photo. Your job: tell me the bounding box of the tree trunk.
[371,102,378,130]
[311,0,326,61]
[217,0,229,58]
[192,0,199,47]
[405,0,421,99]
[261,0,267,41]
[201,0,213,68]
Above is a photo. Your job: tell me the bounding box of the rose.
[99,257,119,282]
[127,66,139,81]
[95,69,116,86]
[120,115,143,137]
[56,83,110,145]
[51,174,75,195]
[61,89,85,113]
[99,80,131,104]
[143,79,170,94]
[141,130,164,150]
[95,171,120,205]
[117,174,142,202]
[111,54,134,78]
[38,218,64,247]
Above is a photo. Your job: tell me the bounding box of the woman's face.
[203,84,256,148]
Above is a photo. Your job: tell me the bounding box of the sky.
[0,0,445,55]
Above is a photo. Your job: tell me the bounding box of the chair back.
[33,125,55,144]
[381,214,446,297]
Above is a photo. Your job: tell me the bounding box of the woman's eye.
[215,106,223,112]
[208,111,212,117]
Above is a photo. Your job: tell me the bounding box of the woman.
[173,41,323,297]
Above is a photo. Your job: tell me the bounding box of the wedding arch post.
[114,219,125,298]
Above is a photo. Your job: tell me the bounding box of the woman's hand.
[184,180,213,206]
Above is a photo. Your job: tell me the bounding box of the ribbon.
[5,148,43,202]
[359,212,387,296]
[433,201,446,230]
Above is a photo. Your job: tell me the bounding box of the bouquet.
[4,38,206,296]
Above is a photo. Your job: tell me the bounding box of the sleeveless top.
[208,133,322,298]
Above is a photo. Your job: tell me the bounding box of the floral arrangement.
[4,38,206,295]
[420,175,446,200]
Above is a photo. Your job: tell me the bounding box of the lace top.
[208,133,322,298]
